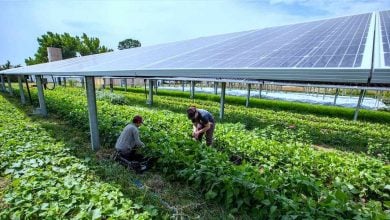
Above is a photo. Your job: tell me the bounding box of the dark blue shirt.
[192,109,214,125]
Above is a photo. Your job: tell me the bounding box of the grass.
[2,94,231,219]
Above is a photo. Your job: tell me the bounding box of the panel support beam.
[190,81,195,99]
[214,82,218,95]
[246,83,251,107]
[86,76,100,151]
[333,88,339,105]
[220,82,226,120]
[147,79,153,105]
[7,75,13,96]
[81,77,85,88]
[259,82,263,98]
[353,89,365,121]
[35,75,47,116]
[154,80,158,95]
[17,76,26,105]
[0,75,5,92]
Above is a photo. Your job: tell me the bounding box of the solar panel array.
[146,13,371,69]
[5,11,390,84]
[380,10,390,66]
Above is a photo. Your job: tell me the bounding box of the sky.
[1,0,389,66]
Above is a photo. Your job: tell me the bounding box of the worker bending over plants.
[187,106,215,146]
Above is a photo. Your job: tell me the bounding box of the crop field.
[1,86,389,219]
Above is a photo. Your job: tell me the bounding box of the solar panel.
[1,11,381,84]
[380,10,390,66]
[146,13,371,69]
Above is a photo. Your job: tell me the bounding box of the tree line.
[1,32,141,69]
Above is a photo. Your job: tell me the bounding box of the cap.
[133,115,143,124]
[187,107,196,119]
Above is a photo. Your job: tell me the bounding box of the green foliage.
[96,90,126,105]
[109,87,390,161]
[79,33,113,56]
[22,87,389,218]
[117,87,390,124]
[0,95,154,219]
[118,38,141,50]
[25,32,113,65]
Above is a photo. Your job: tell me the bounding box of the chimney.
[47,47,64,86]
[47,47,63,62]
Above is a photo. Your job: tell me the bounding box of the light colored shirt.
[115,123,144,151]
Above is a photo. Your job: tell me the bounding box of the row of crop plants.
[0,95,155,219]
[116,87,390,123]
[98,88,390,213]
[24,87,389,218]
[108,88,390,162]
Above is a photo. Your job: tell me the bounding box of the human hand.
[195,131,202,138]
[193,131,199,139]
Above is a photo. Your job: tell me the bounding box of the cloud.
[268,0,390,16]
[1,0,390,66]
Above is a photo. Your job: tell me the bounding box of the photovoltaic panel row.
[146,13,371,69]
[380,10,390,66]
[3,30,254,74]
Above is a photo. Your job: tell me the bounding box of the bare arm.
[133,128,145,147]
[192,123,197,133]
[196,122,211,134]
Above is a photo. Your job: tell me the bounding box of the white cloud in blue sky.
[0,0,389,66]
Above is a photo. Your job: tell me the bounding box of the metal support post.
[81,77,85,88]
[102,78,106,89]
[214,82,218,95]
[333,88,339,105]
[190,81,195,99]
[147,79,153,105]
[182,81,185,92]
[110,78,113,92]
[323,88,326,100]
[35,75,47,116]
[220,82,226,120]
[85,76,100,151]
[246,83,251,107]
[124,79,128,92]
[63,77,67,87]
[17,76,26,105]
[7,75,13,96]
[259,82,263,98]
[0,75,5,92]
[353,89,365,121]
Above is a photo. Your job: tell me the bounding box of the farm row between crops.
[108,87,390,162]
[23,87,389,218]
[0,95,156,219]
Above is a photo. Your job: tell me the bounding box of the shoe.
[140,165,148,171]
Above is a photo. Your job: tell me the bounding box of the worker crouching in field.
[115,115,157,172]
[187,106,215,146]
[115,115,145,159]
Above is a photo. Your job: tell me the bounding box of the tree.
[0,60,21,70]
[79,33,113,56]
[118,38,141,50]
[25,32,113,65]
